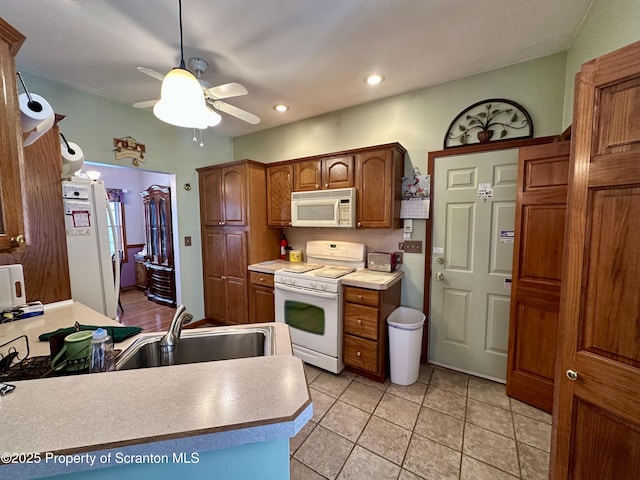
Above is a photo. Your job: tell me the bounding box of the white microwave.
[291,187,356,228]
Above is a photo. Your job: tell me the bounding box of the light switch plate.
[400,240,423,254]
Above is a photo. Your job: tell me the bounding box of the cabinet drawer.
[344,303,378,340]
[344,335,378,374]
[249,271,274,288]
[344,286,380,307]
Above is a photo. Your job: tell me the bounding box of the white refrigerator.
[62,177,119,319]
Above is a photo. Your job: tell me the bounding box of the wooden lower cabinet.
[248,272,275,323]
[342,282,401,382]
[203,228,248,324]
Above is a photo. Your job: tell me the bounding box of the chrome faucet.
[160,305,194,352]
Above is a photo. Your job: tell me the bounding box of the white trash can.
[387,307,426,385]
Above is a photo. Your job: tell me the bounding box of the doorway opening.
[83,161,180,329]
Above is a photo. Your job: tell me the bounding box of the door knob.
[566,370,578,381]
[435,272,444,281]
[436,257,444,264]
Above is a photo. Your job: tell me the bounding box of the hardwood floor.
[118,289,176,332]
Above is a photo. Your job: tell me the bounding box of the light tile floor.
[290,364,551,480]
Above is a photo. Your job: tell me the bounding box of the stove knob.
[310,282,317,289]
[321,284,328,291]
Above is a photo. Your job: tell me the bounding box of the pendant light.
[153,0,221,129]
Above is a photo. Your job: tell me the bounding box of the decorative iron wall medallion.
[443,99,533,149]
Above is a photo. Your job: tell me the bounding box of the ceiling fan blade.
[137,66,165,82]
[132,99,159,109]
[206,82,248,99]
[210,100,260,125]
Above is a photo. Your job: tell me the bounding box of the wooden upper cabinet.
[198,164,246,226]
[293,155,354,191]
[293,160,322,191]
[355,145,405,228]
[199,168,223,225]
[266,164,292,226]
[0,19,26,252]
[222,165,246,225]
[323,155,354,189]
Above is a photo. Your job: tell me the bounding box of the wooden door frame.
[421,135,557,363]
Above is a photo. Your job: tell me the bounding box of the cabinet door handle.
[356,351,362,357]
[324,183,329,188]
[220,275,227,280]
[315,184,319,189]
[357,319,362,325]
[356,221,362,227]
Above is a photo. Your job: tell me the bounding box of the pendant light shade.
[152,0,222,129]
[153,68,221,128]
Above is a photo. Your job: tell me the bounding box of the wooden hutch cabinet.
[141,185,176,307]
[198,160,279,325]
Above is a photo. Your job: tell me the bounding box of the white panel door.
[430,150,518,381]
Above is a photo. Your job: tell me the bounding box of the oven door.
[274,283,341,357]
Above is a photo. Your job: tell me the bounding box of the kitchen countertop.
[0,301,310,477]
[248,260,404,290]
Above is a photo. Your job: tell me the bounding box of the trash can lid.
[387,306,426,329]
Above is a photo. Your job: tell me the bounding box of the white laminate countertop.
[0,302,310,461]
[248,260,404,290]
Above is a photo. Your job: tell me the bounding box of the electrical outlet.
[184,236,192,247]
[394,251,403,264]
[400,240,423,253]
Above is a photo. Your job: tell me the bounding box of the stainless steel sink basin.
[116,326,275,371]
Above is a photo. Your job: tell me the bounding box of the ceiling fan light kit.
[153,68,221,128]
[152,0,220,129]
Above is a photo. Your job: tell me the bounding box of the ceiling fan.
[133,57,260,125]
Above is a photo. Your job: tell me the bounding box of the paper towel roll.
[19,93,54,133]
[60,141,84,178]
[23,110,55,147]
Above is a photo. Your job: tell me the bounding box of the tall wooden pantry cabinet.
[197,160,279,324]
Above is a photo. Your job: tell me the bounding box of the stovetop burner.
[280,263,323,274]
[312,266,356,279]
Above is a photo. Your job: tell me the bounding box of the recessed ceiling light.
[365,73,385,85]
[273,104,289,112]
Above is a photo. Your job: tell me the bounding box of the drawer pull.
[357,294,363,299]
[259,277,264,282]
[356,351,361,357]
[357,319,362,325]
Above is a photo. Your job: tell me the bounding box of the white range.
[274,240,366,373]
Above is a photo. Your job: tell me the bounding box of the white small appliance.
[291,187,356,228]
[274,240,365,373]
[62,177,120,319]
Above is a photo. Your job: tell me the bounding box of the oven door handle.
[275,283,339,299]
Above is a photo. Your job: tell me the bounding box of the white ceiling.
[2,0,592,137]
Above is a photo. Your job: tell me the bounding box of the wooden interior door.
[507,141,570,413]
[551,40,640,479]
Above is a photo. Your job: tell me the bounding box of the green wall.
[22,73,234,321]
[233,53,568,308]
[563,0,640,125]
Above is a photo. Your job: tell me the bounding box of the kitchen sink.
[115,326,275,371]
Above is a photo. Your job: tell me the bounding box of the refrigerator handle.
[105,198,121,320]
